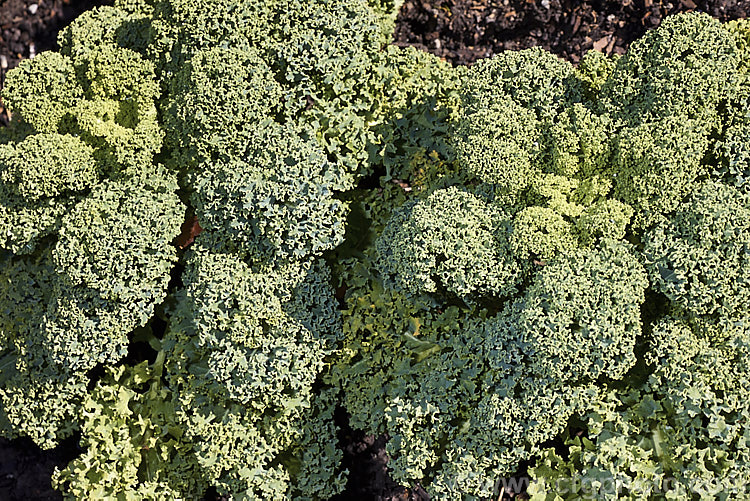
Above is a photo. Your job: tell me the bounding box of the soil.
[0,436,82,500]
[394,0,750,66]
[331,411,431,501]
[0,0,748,500]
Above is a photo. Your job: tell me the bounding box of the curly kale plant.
[0,0,396,496]
[0,30,179,449]
[333,12,750,500]
[1,3,749,500]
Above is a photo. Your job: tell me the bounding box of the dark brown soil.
[394,0,750,65]
[1,0,103,62]
[0,0,748,500]
[0,436,82,501]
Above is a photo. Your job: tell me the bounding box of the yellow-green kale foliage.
[453,95,544,193]
[335,12,750,499]
[1,0,408,496]
[451,45,628,252]
[366,45,459,180]
[715,118,750,188]
[529,316,750,500]
[55,342,345,500]
[460,46,585,120]
[375,186,525,302]
[164,47,284,166]
[609,115,713,229]
[3,3,750,500]
[332,178,648,498]
[2,52,83,134]
[189,122,349,265]
[52,359,207,500]
[160,243,346,499]
[0,171,181,448]
[712,20,750,191]
[451,48,586,196]
[4,34,164,176]
[600,13,743,124]
[1,134,98,202]
[599,14,747,228]
[0,19,181,450]
[644,181,750,323]
[155,0,397,181]
[521,18,750,500]
[519,240,647,383]
[0,134,97,254]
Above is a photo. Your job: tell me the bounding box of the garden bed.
[0,1,748,500]
[394,0,748,65]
